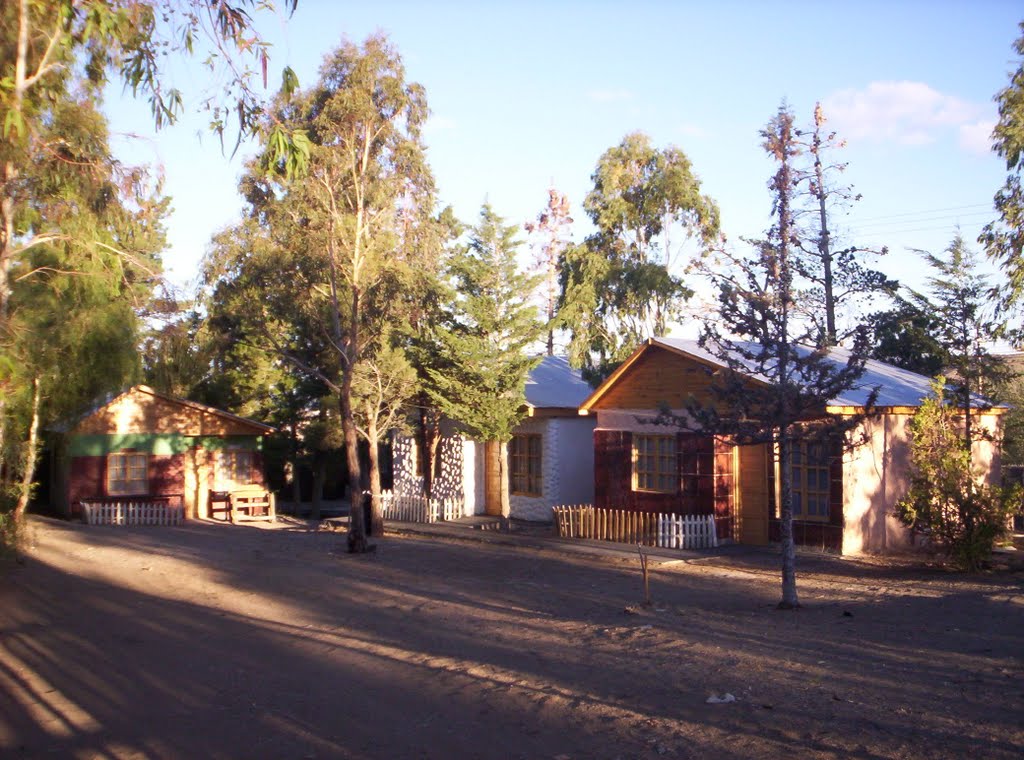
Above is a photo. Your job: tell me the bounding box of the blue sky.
[106,1,1022,318]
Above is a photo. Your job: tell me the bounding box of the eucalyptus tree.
[525,187,574,355]
[1,0,301,320]
[983,23,1024,311]
[2,97,166,523]
[205,35,437,550]
[424,204,544,518]
[0,0,297,541]
[560,132,719,382]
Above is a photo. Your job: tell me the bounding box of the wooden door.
[738,443,770,545]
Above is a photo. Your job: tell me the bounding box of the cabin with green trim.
[50,385,274,520]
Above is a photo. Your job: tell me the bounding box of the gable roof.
[53,385,275,434]
[525,355,594,411]
[581,337,1005,413]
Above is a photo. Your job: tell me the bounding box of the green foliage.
[983,23,1024,308]
[560,132,719,382]
[0,507,23,560]
[425,204,544,443]
[1,94,165,529]
[896,379,1018,571]
[906,234,1008,447]
[203,35,440,545]
[867,300,948,377]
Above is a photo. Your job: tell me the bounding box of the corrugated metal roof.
[652,337,1001,408]
[524,355,594,409]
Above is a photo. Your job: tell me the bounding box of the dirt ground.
[1,516,1023,760]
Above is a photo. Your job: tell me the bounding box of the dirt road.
[2,516,1022,759]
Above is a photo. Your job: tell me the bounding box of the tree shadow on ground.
[2,517,1022,759]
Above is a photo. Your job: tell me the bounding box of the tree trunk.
[0,398,7,480]
[13,376,41,524]
[311,454,325,521]
[290,424,302,506]
[813,123,836,344]
[498,439,511,520]
[777,426,799,609]
[340,381,369,553]
[426,408,441,498]
[367,421,384,536]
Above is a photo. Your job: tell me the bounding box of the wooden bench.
[228,486,276,523]
[208,487,276,523]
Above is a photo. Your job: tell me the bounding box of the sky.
[106,0,1022,327]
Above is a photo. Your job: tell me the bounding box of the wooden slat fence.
[81,501,184,526]
[378,490,463,524]
[552,505,718,550]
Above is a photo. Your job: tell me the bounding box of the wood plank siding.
[587,345,724,411]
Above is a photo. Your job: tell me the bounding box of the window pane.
[634,435,676,493]
[510,434,542,495]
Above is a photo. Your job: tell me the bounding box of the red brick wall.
[150,454,185,496]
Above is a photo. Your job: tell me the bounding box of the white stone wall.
[509,416,596,522]
[390,433,421,495]
[391,423,467,509]
[393,414,598,522]
[509,418,553,522]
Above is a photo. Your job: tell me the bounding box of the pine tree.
[906,234,1008,449]
[683,104,876,608]
[982,23,1024,308]
[425,204,544,518]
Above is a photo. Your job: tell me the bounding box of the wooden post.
[638,544,650,606]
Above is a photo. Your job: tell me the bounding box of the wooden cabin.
[50,385,274,520]
[578,337,1005,554]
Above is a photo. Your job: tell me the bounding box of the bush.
[0,509,23,562]
[896,379,1019,571]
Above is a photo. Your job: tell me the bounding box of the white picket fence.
[658,513,719,549]
[378,490,463,524]
[552,504,718,550]
[81,501,184,526]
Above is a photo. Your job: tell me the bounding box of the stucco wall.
[554,417,597,506]
[842,412,1003,555]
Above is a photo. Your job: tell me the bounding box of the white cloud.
[587,88,633,103]
[958,120,995,155]
[822,81,986,148]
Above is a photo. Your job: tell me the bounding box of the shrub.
[896,379,1019,571]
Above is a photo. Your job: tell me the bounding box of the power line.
[853,203,991,223]
[856,210,992,231]
[854,220,987,238]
